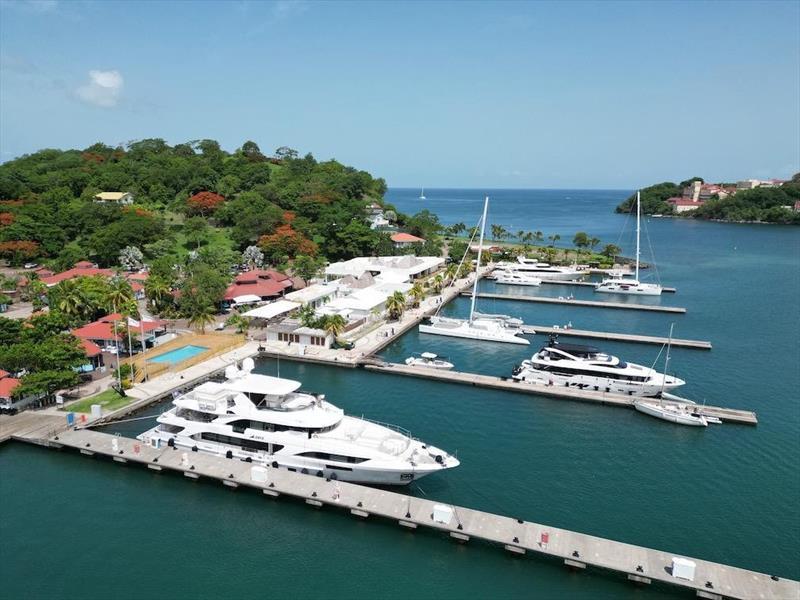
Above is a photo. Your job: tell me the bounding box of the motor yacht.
[511,336,684,396]
[404,352,454,370]
[138,359,459,485]
[493,270,541,287]
[495,256,585,281]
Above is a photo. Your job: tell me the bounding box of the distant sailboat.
[419,188,426,200]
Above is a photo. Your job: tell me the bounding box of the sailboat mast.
[659,322,674,400]
[635,190,641,281]
[469,196,489,322]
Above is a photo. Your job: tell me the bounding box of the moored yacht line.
[493,270,542,286]
[511,335,685,397]
[495,256,585,281]
[138,358,459,485]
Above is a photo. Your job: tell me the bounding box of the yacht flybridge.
[595,191,662,296]
[495,256,584,281]
[138,359,459,485]
[419,197,530,345]
[512,335,685,397]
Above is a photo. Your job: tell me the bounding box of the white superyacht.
[512,336,685,397]
[495,256,584,281]
[138,359,459,485]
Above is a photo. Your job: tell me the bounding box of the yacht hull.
[419,322,530,345]
[512,368,683,397]
[495,279,541,287]
[595,282,662,296]
[634,400,708,427]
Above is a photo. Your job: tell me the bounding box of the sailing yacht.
[419,197,530,345]
[494,256,584,281]
[138,359,459,485]
[419,188,426,200]
[595,191,662,296]
[511,335,684,396]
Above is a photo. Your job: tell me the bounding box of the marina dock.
[519,325,712,350]
[24,427,794,600]
[362,362,757,425]
[465,292,687,314]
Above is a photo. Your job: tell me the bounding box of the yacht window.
[159,424,184,434]
[200,432,283,453]
[297,451,369,464]
[325,464,353,471]
[175,408,217,422]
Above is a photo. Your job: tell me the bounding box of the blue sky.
[1,0,798,188]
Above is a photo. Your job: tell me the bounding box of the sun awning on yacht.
[225,373,302,396]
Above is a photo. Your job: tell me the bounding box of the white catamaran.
[595,191,662,296]
[419,188,426,200]
[419,197,530,345]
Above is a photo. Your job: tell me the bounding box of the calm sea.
[2,189,798,599]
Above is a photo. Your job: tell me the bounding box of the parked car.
[23,262,39,269]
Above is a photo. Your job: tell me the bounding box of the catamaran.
[419,188,426,200]
[138,358,459,485]
[419,197,530,345]
[595,191,662,296]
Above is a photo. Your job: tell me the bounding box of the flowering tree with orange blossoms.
[258,224,317,261]
[186,191,225,216]
[0,241,40,261]
[0,213,14,226]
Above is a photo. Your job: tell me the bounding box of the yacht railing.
[358,416,416,439]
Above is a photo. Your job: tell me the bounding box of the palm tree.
[409,282,425,307]
[601,244,622,260]
[445,263,458,283]
[106,277,135,316]
[323,314,346,338]
[522,232,534,245]
[226,314,251,334]
[547,234,561,247]
[534,231,544,244]
[54,279,85,319]
[188,304,216,334]
[385,291,406,320]
[431,274,444,293]
[589,237,601,252]
[457,261,473,279]
[144,276,170,312]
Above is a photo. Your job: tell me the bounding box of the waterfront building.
[667,198,705,213]
[265,318,333,348]
[285,281,341,308]
[39,262,115,287]
[223,269,293,309]
[325,255,443,282]
[391,232,426,248]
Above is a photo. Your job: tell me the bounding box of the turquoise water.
[2,189,798,599]
[148,344,209,365]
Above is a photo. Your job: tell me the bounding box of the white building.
[94,191,134,204]
[325,255,443,282]
[265,319,332,348]
[284,281,341,308]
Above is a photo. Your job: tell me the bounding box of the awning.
[231,294,262,305]
[243,300,301,319]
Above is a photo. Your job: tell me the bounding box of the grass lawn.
[62,389,132,414]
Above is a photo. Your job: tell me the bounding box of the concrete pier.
[36,429,797,600]
[363,362,757,425]
[465,292,687,314]
[519,325,712,350]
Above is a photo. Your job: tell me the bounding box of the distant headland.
[616,175,800,224]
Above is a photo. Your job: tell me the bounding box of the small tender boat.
[634,399,708,427]
[404,352,454,370]
[494,270,542,287]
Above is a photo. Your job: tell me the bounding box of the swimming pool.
[148,345,209,365]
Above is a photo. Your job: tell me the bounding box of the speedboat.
[138,358,459,485]
[634,399,708,427]
[511,336,684,397]
[405,352,454,370]
[495,256,585,281]
[494,270,541,287]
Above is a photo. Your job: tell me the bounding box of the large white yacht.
[138,359,459,485]
[495,256,585,281]
[420,196,529,345]
[595,191,662,296]
[511,336,684,396]
[494,270,541,287]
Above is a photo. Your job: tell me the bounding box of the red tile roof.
[0,369,9,379]
[41,267,115,286]
[668,198,704,206]
[391,232,426,243]
[0,377,21,400]
[99,314,165,333]
[126,272,149,282]
[80,338,102,357]
[224,280,286,301]
[74,261,95,268]
[71,321,121,342]
[234,269,291,284]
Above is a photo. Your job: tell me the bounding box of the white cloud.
[271,0,308,20]
[75,69,123,107]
